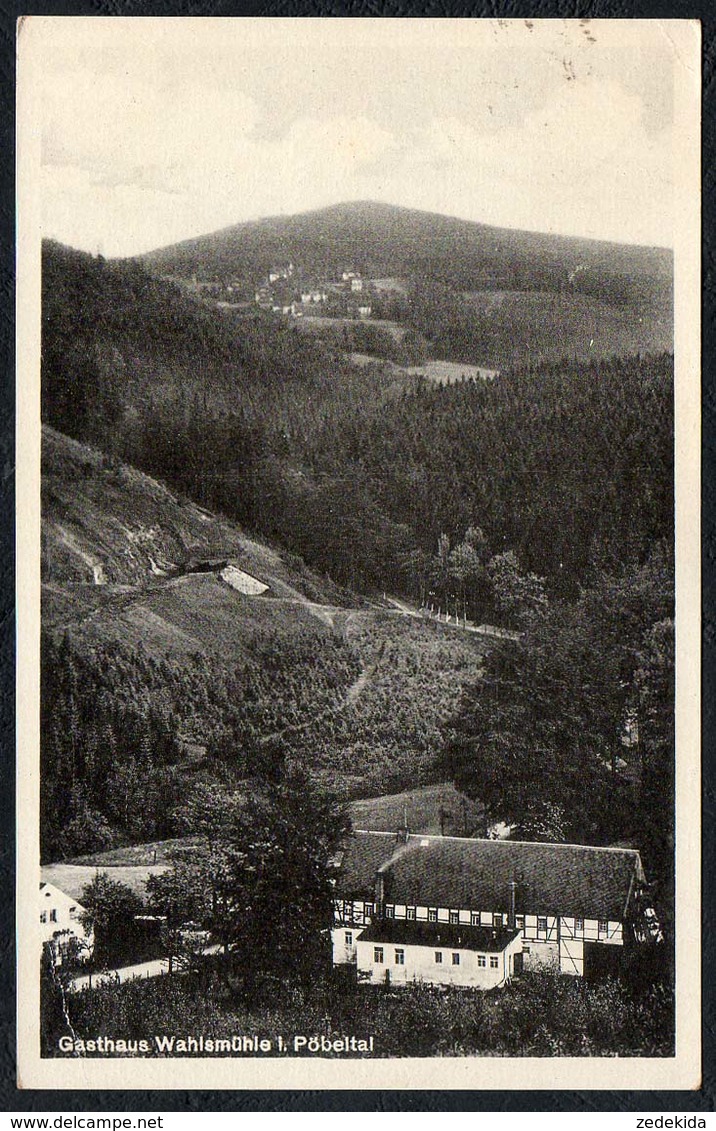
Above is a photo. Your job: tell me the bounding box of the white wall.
[40,884,93,963]
[331,926,364,965]
[333,899,625,980]
[559,936,584,976]
[356,936,522,989]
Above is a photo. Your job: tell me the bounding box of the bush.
[51,967,674,1059]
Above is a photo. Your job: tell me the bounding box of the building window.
[451,952,460,966]
[40,912,47,924]
[490,956,499,968]
[406,907,416,921]
[516,915,524,930]
[494,912,504,928]
[385,905,394,919]
[364,903,373,920]
[394,949,405,966]
[477,955,486,967]
[523,946,531,954]
[373,947,384,964]
[428,908,437,922]
[575,918,584,932]
[345,931,353,946]
[49,909,57,922]
[435,951,443,964]
[449,910,459,924]
[598,920,609,937]
[471,912,480,926]
[537,917,547,935]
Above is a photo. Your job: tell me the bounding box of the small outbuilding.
[356,919,521,989]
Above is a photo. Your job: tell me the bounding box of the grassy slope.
[42,425,341,595]
[350,782,485,837]
[43,428,489,800]
[41,862,168,902]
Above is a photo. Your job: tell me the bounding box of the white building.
[331,831,658,983]
[355,920,522,989]
[40,882,94,967]
[268,263,294,284]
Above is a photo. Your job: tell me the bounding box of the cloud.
[36,21,676,254]
[43,69,259,191]
[41,70,401,254]
[376,78,673,246]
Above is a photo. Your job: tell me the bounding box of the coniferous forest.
[42,242,672,598]
[39,226,675,1056]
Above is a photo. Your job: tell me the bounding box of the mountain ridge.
[141,199,673,260]
[139,200,673,311]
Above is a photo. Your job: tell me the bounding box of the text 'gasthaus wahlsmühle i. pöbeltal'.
[57,1034,376,1056]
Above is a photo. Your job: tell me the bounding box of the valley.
[26,0,692,1067]
[39,203,674,980]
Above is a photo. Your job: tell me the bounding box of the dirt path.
[382,595,422,617]
[344,640,387,706]
[67,944,222,993]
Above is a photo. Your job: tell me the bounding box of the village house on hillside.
[252,264,372,319]
[40,881,93,967]
[268,263,294,284]
[331,831,660,987]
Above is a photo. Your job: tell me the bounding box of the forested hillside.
[41,236,675,929]
[42,241,673,602]
[143,201,673,312]
[279,354,673,598]
[140,201,672,366]
[41,429,488,860]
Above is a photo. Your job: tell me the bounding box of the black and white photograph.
[16,16,701,1090]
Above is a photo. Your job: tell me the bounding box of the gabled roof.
[358,920,519,954]
[331,831,396,898]
[334,832,644,922]
[40,863,167,902]
[40,880,87,911]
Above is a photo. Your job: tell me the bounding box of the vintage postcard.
[16,17,701,1090]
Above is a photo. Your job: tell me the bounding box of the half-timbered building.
[331,831,657,984]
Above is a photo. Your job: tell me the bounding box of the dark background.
[1,0,712,1113]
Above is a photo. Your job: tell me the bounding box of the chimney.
[374,871,386,918]
[396,804,409,845]
[508,880,517,930]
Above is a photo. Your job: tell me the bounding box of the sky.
[25,18,679,257]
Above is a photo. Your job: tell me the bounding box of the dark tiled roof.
[335,832,644,921]
[358,919,519,953]
[332,831,396,897]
